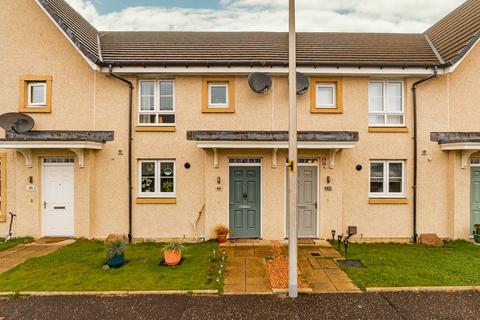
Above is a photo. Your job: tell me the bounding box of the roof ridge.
[423,33,445,64]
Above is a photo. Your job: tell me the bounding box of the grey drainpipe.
[108,65,134,243]
[411,66,438,243]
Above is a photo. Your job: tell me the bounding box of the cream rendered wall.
[2,1,478,241]
[0,0,129,239]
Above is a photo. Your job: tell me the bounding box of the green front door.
[471,167,480,234]
[229,166,261,238]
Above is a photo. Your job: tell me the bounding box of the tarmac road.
[1,291,479,320]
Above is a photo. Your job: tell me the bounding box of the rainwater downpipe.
[411,66,438,243]
[109,64,134,243]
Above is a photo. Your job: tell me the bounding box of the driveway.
[1,292,479,320]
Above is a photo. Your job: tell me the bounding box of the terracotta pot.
[217,235,227,243]
[164,249,182,266]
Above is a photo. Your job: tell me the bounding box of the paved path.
[0,240,74,274]
[223,240,360,293]
[1,292,479,319]
[223,243,273,293]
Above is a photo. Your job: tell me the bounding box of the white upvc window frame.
[27,82,47,107]
[316,83,336,109]
[138,79,175,126]
[138,159,176,198]
[368,80,405,127]
[369,160,405,198]
[208,82,229,108]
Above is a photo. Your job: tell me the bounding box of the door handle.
[43,201,47,209]
[54,206,66,210]
[314,201,318,209]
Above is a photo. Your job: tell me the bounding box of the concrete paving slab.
[235,247,254,257]
[315,259,338,269]
[333,282,361,292]
[318,248,343,258]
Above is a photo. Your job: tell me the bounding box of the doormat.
[36,237,70,244]
[159,257,185,267]
[338,259,365,268]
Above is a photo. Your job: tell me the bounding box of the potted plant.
[473,224,480,244]
[106,239,125,268]
[214,225,229,243]
[163,243,183,266]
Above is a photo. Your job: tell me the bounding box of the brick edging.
[366,286,480,293]
[0,290,218,296]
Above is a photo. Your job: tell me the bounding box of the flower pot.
[164,249,182,266]
[107,253,124,268]
[217,235,227,243]
[474,234,480,244]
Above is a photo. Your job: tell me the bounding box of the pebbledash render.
[0,0,479,242]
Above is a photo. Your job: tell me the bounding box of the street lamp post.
[287,0,298,299]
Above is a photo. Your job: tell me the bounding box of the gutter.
[108,65,134,243]
[411,66,438,243]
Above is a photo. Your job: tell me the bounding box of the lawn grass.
[335,240,480,290]
[0,238,32,252]
[0,239,223,292]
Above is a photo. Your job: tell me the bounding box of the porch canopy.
[432,132,480,169]
[0,130,114,168]
[187,130,359,168]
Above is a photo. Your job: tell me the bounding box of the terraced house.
[0,0,479,243]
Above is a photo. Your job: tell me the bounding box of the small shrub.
[473,224,480,235]
[106,240,126,259]
[214,225,230,237]
[163,242,184,253]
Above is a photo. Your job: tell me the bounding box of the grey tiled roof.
[425,0,480,65]
[37,0,479,68]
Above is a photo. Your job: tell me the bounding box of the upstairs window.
[208,82,229,107]
[202,77,235,113]
[316,83,336,108]
[369,160,405,198]
[19,75,52,113]
[310,77,343,113]
[368,80,404,127]
[27,82,46,106]
[138,80,175,126]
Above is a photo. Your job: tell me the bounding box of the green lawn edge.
[0,239,224,292]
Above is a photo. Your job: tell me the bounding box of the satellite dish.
[248,72,272,94]
[0,112,35,134]
[296,72,309,95]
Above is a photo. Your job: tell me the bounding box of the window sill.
[135,126,176,132]
[202,107,235,113]
[18,107,51,113]
[311,107,343,114]
[369,198,408,205]
[136,198,176,204]
[368,127,408,133]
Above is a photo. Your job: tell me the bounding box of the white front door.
[42,157,74,237]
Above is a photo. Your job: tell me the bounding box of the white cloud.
[66,0,464,33]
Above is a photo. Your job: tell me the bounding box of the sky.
[66,0,465,33]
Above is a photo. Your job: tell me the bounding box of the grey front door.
[286,166,318,238]
[471,167,480,234]
[229,166,261,238]
[297,166,318,237]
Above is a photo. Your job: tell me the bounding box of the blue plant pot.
[107,253,125,268]
[474,234,480,244]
